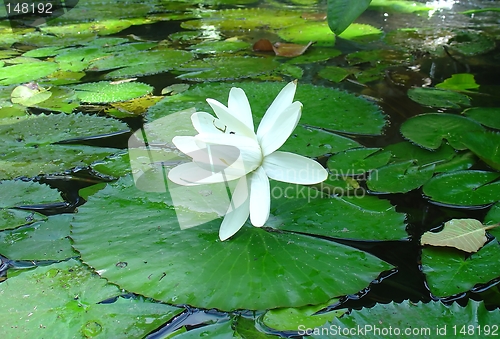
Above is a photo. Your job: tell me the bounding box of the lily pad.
[422,170,500,206]
[72,81,153,103]
[407,87,470,109]
[10,84,52,107]
[71,176,393,311]
[327,148,391,176]
[278,21,336,46]
[485,202,500,239]
[0,113,128,179]
[55,42,156,72]
[318,66,352,83]
[173,321,238,338]
[263,299,344,331]
[286,47,342,64]
[0,260,182,338]
[421,240,500,297]
[176,56,280,81]
[88,48,194,79]
[271,183,408,240]
[313,300,498,338]
[367,161,435,194]
[148,82,386,136]
[400,113,484,150]
[463,107,500,130]
[31,86,80,114]
[180,8,305,32]
[0,180,63,231]
[0,61,58,85]
[435,73,480,92]
[0,214,76,260]
[460,131,500,170]
[188,39,250,54]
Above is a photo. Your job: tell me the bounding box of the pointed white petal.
[172,136,204,155]
[257,81,297,140]
[219,177,250,240]
[259,101,302,156]
[191,112,222,134]
[228,87,254,131]
[249,167,270,227]
[206,98,256,138]
[168,162,241,186]
[262,151,327,184]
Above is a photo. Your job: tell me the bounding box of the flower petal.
[206,98,256,138]
[191,112,222,134]
[257,80,297,141]
[195,133,263,177]
[262,151,327,184]
[258,101,302,156]
[172,136,204,155]
[219,177,250,241]
[249,167,270,227]
[228,87,254,132]
[168,162,241,186]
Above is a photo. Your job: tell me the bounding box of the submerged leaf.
[422,219,499,253]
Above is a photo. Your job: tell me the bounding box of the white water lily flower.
[168,81,328,241]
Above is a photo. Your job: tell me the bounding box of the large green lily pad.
[148,82,386,136]
[0,62,58,85]
[0,260,182,338]
[0,180,63,231]
[71,176,393,311]
[423,170,500,206]
[422,240,500,297]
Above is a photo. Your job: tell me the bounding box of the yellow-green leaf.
[421,219,500,253]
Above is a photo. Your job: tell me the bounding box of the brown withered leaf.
[253,38,274,52]
[272,41,314,57]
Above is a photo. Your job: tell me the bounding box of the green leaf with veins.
[0,113,128,179]
[0,260,183,338]
[0,180,63,231]
[72,176,395,311]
